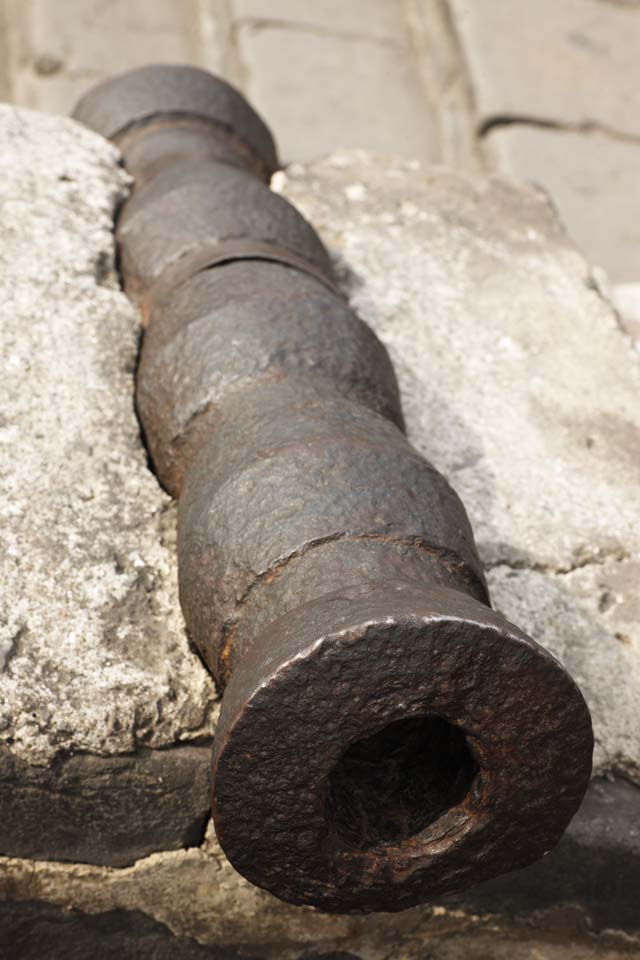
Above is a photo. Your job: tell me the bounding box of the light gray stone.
[485,125,640,283]
[0,2,12,102]
[0,104,217,766]
[231,0,408,41]
[277,150,640,783]
[488,562,640,782]
[450,0,640,138]
[405,0,484,170]
[2,0,224,115]
[235,14,438,163]
[612,282,640,340]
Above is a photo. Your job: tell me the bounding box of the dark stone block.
[0,743,212,867]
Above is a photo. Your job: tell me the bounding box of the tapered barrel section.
[72,65,593,914]
[137,261,404,497]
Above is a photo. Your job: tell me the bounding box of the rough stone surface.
[0,106,216,763]
[451,0,640,139]
[485,125,640,283]
[277,151,640,784]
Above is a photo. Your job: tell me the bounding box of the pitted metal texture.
[118,117,271,187]
[72,64,593,915]
[116,160,334,303]
[72,64,277,174]
[138,262,404,496]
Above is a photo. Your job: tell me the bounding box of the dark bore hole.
[327,715,478,850]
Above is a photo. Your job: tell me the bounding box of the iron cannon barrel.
[115,158,335,305]
[72,63,278,178]
[73,65,593,914]
[137,260,404,497]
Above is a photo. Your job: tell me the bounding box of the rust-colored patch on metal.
[73,64,593,915]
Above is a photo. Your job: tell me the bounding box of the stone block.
[235,20,438,163]
[0,104,217,861]
[450,0,640,138]
[0,745,212,867]
[0,901,254,960]
[486,125,640,283]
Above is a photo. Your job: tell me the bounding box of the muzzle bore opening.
[327,715,478,851]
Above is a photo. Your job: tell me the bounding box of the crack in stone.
[485,547,631,576]
[235,16,403,49]
[479,113,640,146]
[0,623,27,672]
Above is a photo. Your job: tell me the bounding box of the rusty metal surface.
[138,262,403,496]
[72,64,277,175]
[177,378,490,682]
[73,66,593,915]
[116,160,333,302]
[118,117,272,186]
[212,582,593,913]
[143,237,345,302]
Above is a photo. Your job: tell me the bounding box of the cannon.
[73,65,593,913]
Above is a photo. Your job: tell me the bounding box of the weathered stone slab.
[0,744,212,867]
[450,0,640,139]
[485,125,640,283]
[235,10,438,163]
[277,151,640,784]
[0,104,217,859]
